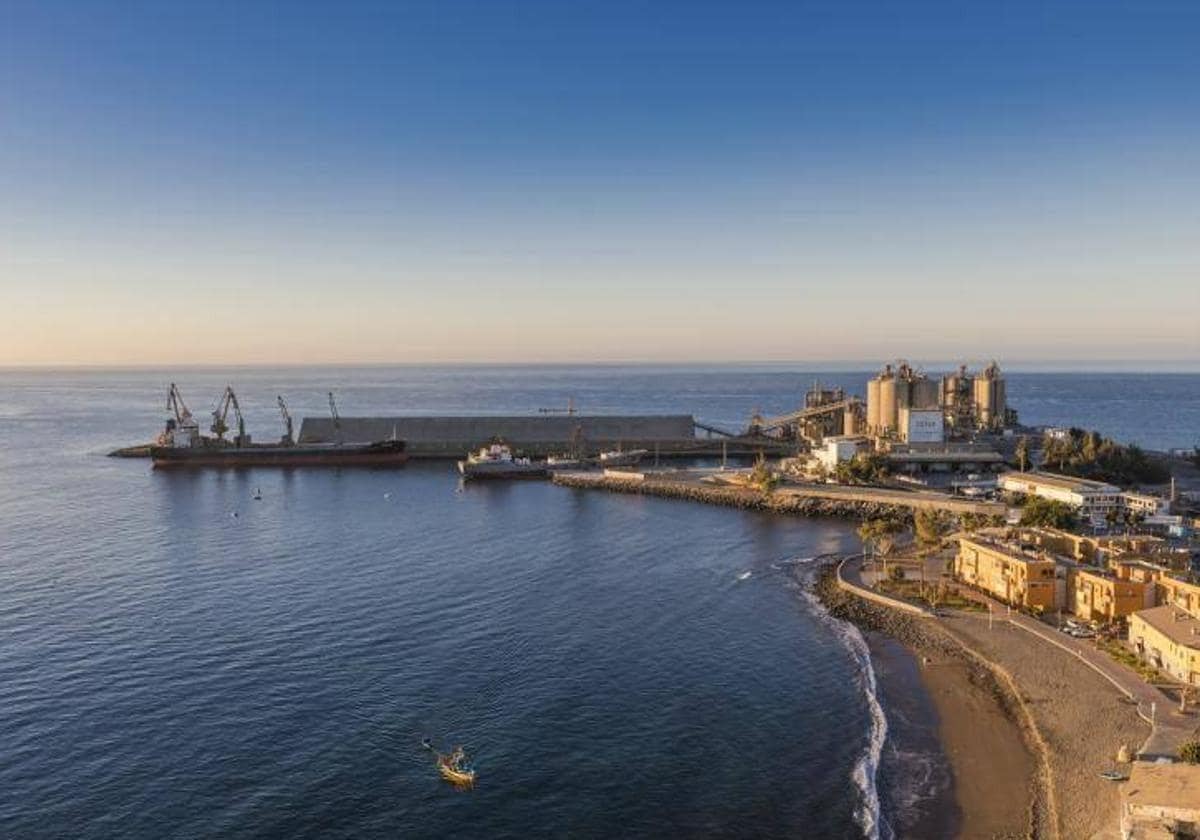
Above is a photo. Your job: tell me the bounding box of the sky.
[1,1,1198,368]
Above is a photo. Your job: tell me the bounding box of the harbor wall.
[297,414,698,456]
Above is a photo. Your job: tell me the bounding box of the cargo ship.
[149,384,408,469]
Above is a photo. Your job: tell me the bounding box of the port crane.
[211,386,246,443]
[277,396,294,445]
[157,382,201,447]
[328,391,341,442]
[166,383,194,426]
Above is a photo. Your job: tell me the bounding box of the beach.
[818,564,1150,839]
[944,614,1149,839]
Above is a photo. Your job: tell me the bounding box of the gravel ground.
[944,614,1149,840]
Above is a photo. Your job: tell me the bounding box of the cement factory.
[742,360,1018,479]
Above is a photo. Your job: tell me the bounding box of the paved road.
[841,555,1197,759]
[941,580,1197,759]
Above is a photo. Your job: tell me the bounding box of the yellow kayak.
[434,745,476,788]
[437,760,476,787]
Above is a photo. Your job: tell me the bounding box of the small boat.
[598,447,648,467]
[545,454,589,470]
[436,746,476,787]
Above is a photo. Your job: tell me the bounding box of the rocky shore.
[552,473,917,520]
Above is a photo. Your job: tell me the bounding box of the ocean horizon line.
[2,359,1199,374]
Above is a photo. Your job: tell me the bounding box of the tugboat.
[457,440,547,479]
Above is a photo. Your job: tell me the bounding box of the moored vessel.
[457,441,547,479]
[148,384,408,469]
[545,454,590,470]
[598,447,648,467]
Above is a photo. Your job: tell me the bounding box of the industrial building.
[884,443,1006,474]
[865,359,1013,443]
[811,435,871,473]
[998,471,1123,525]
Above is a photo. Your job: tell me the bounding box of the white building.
[813,435,870,472]
[898,407,944,443]
[1121,491,1170,517]
[998,471,1121,525]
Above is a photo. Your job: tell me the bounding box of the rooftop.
[1075,565,1142,586]
[1000,470,1120,494]
[961,534,1056,567]
[1133,605,1200,649]
[1124,761,1200,813]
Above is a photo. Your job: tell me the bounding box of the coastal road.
[843,555,1196,759]
[940,586,1197,759]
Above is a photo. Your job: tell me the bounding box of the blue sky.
[1,1,1198,366]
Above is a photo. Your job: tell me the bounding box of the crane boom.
[166,383,193,425]
[277,395,294,445]
[328,392,341,443]
[211,386,246,444]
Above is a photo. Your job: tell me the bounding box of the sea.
[1,366,1196,839]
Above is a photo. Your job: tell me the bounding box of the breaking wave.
[794,557,890,840]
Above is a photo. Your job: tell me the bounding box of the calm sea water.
[1,366,1196,839]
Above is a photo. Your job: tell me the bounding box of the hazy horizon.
[4,359,1200,374]
[2,2,1198,367]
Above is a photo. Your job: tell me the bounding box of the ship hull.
[151,442,408,469]
[456,461,548,480]
[598,452,646,467]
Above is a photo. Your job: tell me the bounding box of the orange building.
[955,535,1058,611]
[1070,568,1148,623]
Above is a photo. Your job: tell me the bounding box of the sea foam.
[795,558,890,840]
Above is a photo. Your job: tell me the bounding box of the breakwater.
[551,471,1005,520]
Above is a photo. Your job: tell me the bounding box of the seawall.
[551,471,1005,519]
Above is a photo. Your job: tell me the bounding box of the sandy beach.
[819,566,1150,839]
[911,645,1037,839]
[944,614,1149,839]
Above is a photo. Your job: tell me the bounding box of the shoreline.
[815,567,1049,838]
[863,632,960,839]
[818,560,1155,839]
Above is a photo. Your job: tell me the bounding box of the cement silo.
[866,378,881,432]
[878,373,898,435]
[843,403,861,436]
[973,361,1007,431]
[941,364,975,433]
[908,377,940,411]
